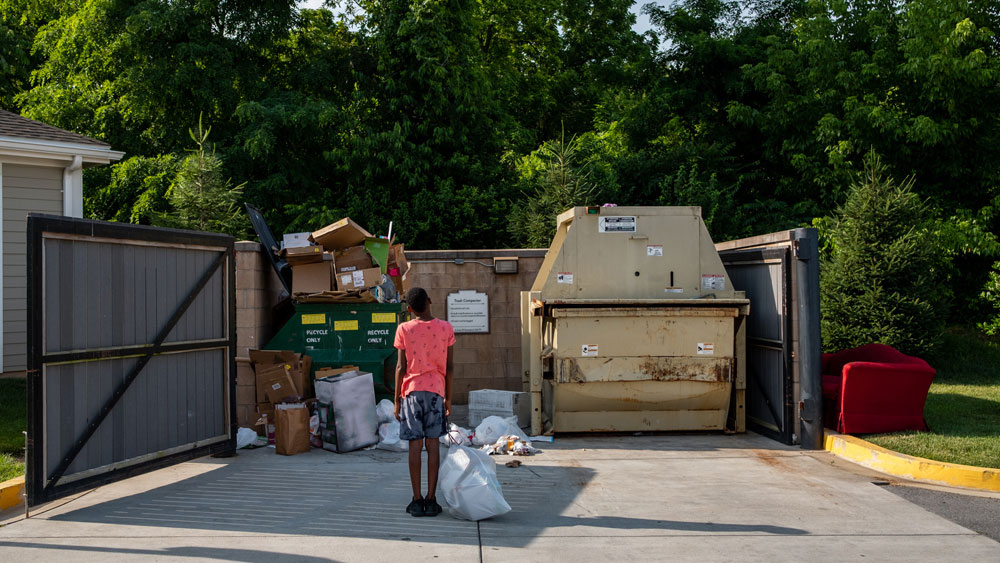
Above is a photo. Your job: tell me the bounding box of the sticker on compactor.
[647,245,663,256]
[371,312,396,323]
[664,287,684,293]
[582,344,599,357]
[557,272,574,284]
[598,216,636,233]
[697,342,715,355]
[701,274,726,291]
[334,320,359,331]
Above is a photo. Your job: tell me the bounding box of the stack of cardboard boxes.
[249,350,313,444]
[280,217,411,300]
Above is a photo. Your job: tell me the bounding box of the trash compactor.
[520,207,750,435]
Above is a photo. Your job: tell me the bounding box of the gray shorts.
[399,391,447,441]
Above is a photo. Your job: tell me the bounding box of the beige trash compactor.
[520,207,750,435]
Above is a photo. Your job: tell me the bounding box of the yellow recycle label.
[301,314,326,325]
[334,320,359,331]
[371,313,396,323]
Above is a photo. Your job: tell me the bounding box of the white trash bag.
[438,444,512,521]
[236,427,258,449]
[376,420,408,452]
[375,399,396,424]
[442,423,472,447]
[472,415,528,446]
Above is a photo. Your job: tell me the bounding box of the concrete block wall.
[234,241,284,427]
[406,250,545,403]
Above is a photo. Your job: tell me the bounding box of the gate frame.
[26,214,237,508]
[717,228,822,449]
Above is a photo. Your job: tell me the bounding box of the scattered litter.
[504,460,522,468]
[376,419,408,452]
[236,427,258,449]
[472,415,528,446]
[529,435,554,443]
[481,434,539,456]
[443,423,472,447]
[438,444,511,521]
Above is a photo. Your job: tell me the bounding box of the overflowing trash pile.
[280,217,409,304]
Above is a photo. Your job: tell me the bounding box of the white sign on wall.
[447,290,490,333]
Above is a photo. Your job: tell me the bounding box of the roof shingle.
[0,109,110,148]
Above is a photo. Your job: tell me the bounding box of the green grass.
[0,453,23,482]
[865,327,1000,469]
[0,378,26,481]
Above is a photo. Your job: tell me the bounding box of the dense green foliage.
[3,0,1000,326]
[820,155,951,355]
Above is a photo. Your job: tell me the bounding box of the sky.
[295,1,666,35]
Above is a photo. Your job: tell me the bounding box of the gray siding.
[3,163,63,371]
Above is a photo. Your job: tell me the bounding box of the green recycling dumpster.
[266,302,407,402]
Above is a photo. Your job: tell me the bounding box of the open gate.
[26,215,236,507]
[717,228,822,447]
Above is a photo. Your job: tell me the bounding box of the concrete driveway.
[1,433,997,562]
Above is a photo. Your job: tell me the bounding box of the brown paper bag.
[274,404,311,455]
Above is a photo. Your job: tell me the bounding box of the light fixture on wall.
[493,257,518,274]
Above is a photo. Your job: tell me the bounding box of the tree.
[155,117,248,237]
[820,154,952,356]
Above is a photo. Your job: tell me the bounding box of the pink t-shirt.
[393,317,455,398]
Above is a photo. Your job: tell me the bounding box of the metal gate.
[26,215,236,507]
[717,228,822,447]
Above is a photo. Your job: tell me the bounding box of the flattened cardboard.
[311,217,373,251]
[337,267,381,291]
[281,245,325,265]
[333,245,374,273]
[292,258,334,295]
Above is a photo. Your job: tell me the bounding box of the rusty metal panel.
[556,356,732,384]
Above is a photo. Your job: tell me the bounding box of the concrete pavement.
[0,433,997,562]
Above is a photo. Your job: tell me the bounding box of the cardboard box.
[311,218,373,251]
[282,245,325,265]
[337,267,381,291]
[282,232,312,249]
[292,257,334,295]
[250,350,299,369]
[333,245,374,273]
[257,364,299,403]
[257,402,276,420]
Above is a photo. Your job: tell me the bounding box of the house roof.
[0,109,110,148]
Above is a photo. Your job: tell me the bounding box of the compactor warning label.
[557,272,574,284]
[647,245,663,256]
[582,344,599,357]
[701,274,726,291]
[598,216,636,233]
[697,342,715,355]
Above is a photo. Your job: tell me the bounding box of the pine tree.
[820,153,950,356]
[156,115,248,237]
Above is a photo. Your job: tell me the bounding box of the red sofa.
[822,343,936,434]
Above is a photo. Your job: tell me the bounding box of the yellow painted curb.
[824,431,1000,492]
[0,475,24,511]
